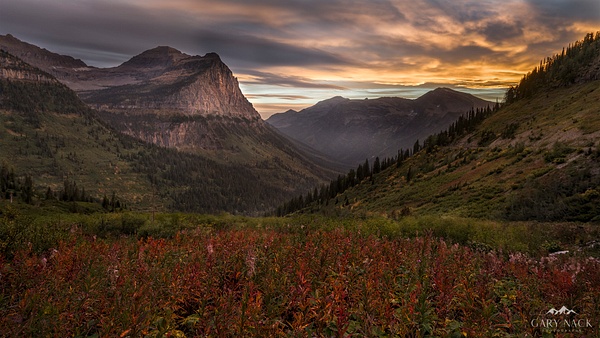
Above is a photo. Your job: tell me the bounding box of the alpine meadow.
[2,7,600,337]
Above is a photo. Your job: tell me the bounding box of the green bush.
[0,205,68,256]
[120,213,146,235]
[544,142,574,163]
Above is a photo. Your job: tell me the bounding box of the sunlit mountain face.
[1,0,599,117]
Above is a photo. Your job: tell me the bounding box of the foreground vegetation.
[1,207,599,337]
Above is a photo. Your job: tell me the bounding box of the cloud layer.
[1,0,598,117]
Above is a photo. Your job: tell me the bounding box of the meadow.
[1,207,599,337]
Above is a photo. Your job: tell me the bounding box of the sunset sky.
[1,0,599,118]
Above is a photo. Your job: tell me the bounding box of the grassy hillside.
[300,80,600,221]
[0,79,154,209]
[289,33,600,222]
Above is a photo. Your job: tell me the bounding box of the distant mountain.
[280,32,600,222]
[0,42,338,214]
[267,89,492,167]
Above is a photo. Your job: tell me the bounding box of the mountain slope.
[0,50,335,214]
[0,34,87,71]
[289,32,600,222]
[267,89,492,167]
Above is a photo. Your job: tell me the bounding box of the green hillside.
[0,53,152,211]
[286,32,600,223]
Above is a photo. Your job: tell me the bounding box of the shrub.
[544,141,574,163]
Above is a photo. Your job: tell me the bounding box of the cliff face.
[83,52,259,119]
[168,55,258,118]
[0,50,57,83]
[96,111,267,152]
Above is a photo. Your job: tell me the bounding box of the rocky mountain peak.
[202,52,221,60]
[314,96,349,107]
[118,46,188,69]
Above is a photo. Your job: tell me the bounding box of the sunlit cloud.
[1,0,598,118]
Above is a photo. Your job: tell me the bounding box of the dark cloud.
[482,21,524,42]
[439,45,498,63]
[0,0,355,70]
[525,0,600,22]
[242,70,348,89]
[246,93,313,101]
[222,0,407,26]
[193,30,353,68]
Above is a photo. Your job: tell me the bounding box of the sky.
[1,0,599,118]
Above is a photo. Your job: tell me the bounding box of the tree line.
[423,105,498,152]
[1,163,125,211]
[505,32,600,104]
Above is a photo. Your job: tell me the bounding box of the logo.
[546,306,577,315]
[531,306,593,334]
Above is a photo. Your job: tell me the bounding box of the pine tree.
[23,175,33,204]
[413,139,421,155]
[373,157,381,174]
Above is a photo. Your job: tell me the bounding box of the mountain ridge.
[0,34,88,70]
[267,89,492,167]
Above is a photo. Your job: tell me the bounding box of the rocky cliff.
[82,52,259,119]
[0,50,57,83]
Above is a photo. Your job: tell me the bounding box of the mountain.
[80,50,259,119]
[281,32,600,222]
[0,35,258,119]
[0,49,154,208]
[0,48,337,214]
[267,89,492,167]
